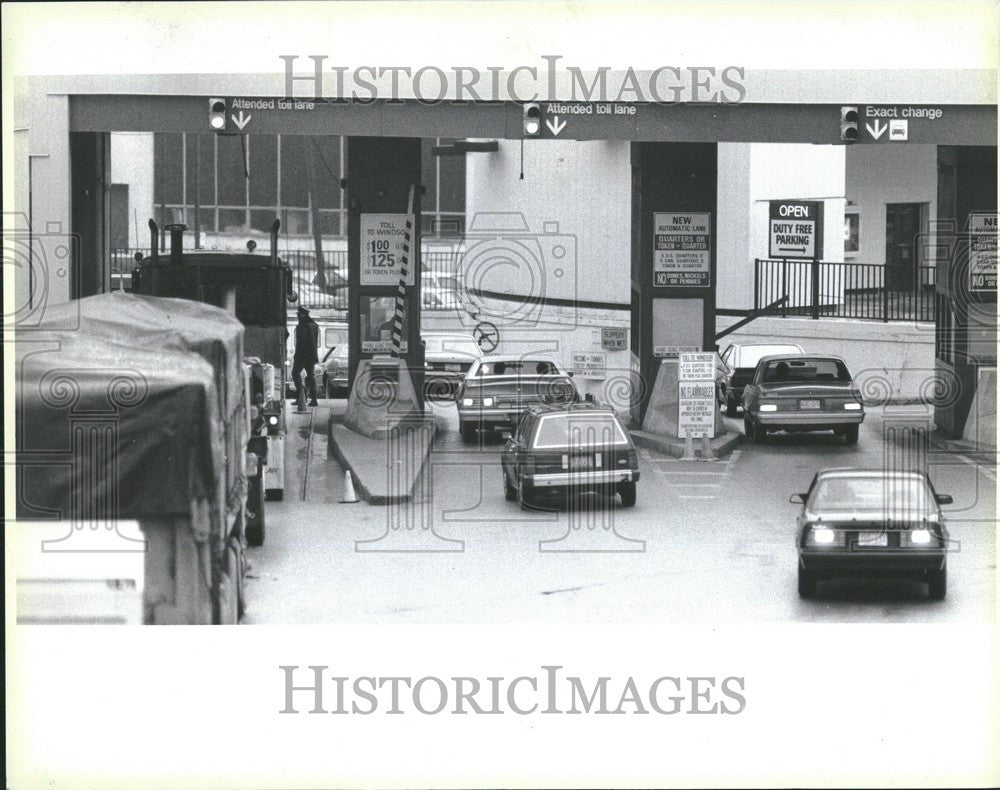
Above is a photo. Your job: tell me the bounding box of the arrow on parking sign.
[866,119,887,139]
[546,116,566,136]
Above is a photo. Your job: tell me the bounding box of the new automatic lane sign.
[768,200,823,259]
[969,213,998,294]
[653,212,711,287]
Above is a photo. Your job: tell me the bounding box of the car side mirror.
[935,493,953,505]
[788,493,806,504]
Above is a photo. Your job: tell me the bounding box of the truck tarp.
[15,293,246,521]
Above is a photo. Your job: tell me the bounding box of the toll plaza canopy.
[16,293,246,521]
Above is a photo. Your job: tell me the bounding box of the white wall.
[717,143,846,311]
[844,144,938,266]
[465,139,631,306]
[110,133,155,247]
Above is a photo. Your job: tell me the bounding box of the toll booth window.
[478,360,557,376]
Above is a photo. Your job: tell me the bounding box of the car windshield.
[323,328,348,348]
[532,413,629,448]
[425,335,480,356]
[761,357,851,384]
[810,476,934,513]
[739,345,801,367]
[478,360,559,376]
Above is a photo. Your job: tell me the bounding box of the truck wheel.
[844,424,859,445]
[928,567,947,600]
[725,395,739,418]
[798,565,817,598]
[460,421,477,443]
[245,472,266,547]
[618,480,637,507]
[503,469,516,502]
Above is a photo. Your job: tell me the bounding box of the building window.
[153,133,465,241]
[844,213,860,254]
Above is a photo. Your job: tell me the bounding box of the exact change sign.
[360,214,414,286]
[653,213,711,287]
[969,213,997,294]
[769,200,823,259]
[677,352,716,439]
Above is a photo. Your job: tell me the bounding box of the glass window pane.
[250,209,278,234]
[438,147,466,213]
[155,133,184,204]
[281,208,310,236]
[311,137,342,210]
[316,210,340,237]
[249,135,278,206]
[219,208,246,233]
[185,134,214,207]
[280,135,309,207]
[421,138,437,212]
[217,135,247,207]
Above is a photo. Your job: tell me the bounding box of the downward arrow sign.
[545,116,566,136]
[866,119,886,139]
[232,110,252,131]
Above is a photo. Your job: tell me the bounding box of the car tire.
[844,424,859,445]
[245,474,266,547]
[459,421,477,443]
[797,565,817,598]
[503,468,517,502]
[744,415,753,438]
[618,480,637,507]
[752,417,768,443]
[325,378,335,399]
[928,567,947,601]
[725,395,739,418]
[517,479,535,510]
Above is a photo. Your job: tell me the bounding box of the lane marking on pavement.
[953,452,996,482]
[300,408,316,501]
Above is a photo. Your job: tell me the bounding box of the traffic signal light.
[523,102,541,137]
[840,106,859,142]
[209,98,227,131]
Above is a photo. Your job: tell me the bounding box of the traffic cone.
[680,428,696,461]
[699,433,717,461]
[340,470,360,503]
[295,386,308,414]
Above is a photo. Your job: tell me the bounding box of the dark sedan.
[742,354,864,444]
[500,404,640,509]
[793,468,951,599]
[718,342,804,416]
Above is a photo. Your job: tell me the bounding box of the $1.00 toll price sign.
[360,214,414,286]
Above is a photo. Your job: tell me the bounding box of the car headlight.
[844,402,862,410]
[462,397,474,407]
[809,527,836,545]
[910,529,932,544]
[268,415,279,427]
[759,403,778,412]
[482,397,495,407]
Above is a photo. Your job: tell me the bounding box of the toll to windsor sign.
[768,200,823,259]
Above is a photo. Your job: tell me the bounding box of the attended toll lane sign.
[653,213,711,287]
[360,214,414,286]
[769,200,823,259]
[969,213,998,294]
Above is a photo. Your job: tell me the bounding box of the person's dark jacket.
[294,319,319,366]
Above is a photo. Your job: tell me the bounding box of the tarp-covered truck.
[16,293,255,624]
[132,219,296,511]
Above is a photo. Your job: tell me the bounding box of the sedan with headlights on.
[792,468,952,599]
[742,354,864,444]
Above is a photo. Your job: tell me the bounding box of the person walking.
[292,305,320,406]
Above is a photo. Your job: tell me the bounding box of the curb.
[630,428,743,460]
[327,416,435,505]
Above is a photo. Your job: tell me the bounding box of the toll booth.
[630,142,718,426]
[345,137,425,402]
[934,145,997,442]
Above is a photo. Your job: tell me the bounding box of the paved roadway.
[243,400,996,624]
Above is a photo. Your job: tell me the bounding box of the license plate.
[445,363,461,372]
[799,399,821,410]
[570,456,593,470]
[856,531,888,548]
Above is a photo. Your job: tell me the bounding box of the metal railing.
[111,247,465,312]
[754,259,936,322]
